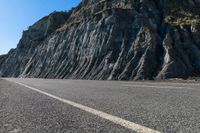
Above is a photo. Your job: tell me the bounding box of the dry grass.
[165,15,200,26]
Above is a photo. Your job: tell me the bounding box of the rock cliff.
[1,0,200,80]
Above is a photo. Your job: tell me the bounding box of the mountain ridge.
[1,0,200,80]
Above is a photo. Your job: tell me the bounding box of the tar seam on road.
[12,81,161,133]
[122,84,190,89]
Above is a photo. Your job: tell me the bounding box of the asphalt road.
[0,78,200,133]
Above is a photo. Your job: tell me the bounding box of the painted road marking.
[13,81,161,133]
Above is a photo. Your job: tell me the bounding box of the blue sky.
[0,0,81,55]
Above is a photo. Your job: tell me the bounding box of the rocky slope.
[1,0,200,80]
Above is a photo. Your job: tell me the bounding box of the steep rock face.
[0,0,200,80]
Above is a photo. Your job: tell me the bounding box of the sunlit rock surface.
[0,0,200,80]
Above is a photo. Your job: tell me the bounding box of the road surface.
[0,78,200,133]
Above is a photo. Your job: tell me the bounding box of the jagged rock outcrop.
[0,0,200,80]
